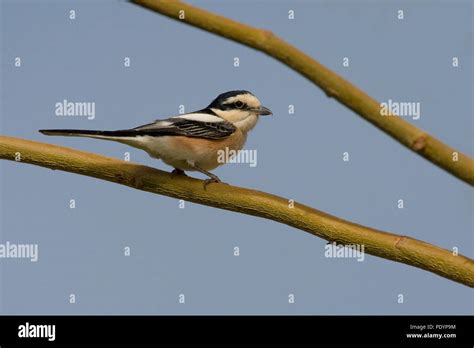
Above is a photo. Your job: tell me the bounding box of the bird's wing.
[40,112,236,140]
[133,113,237,140]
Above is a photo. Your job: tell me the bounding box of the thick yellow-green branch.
[130,0,474,185]
[1,135,473,287]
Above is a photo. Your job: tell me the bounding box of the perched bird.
[40,90,272,185]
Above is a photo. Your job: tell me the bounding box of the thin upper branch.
[130,0,474,186]
[1,135,473,287]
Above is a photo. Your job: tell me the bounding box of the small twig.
[130,0,474,185]
[1,135,473,287]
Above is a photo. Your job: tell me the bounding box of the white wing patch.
[173,113,225,123]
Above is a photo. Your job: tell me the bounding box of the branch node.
[325,87,339,99]
[394,236,407,249]
[411,135,427,152]
[260,29,275,45]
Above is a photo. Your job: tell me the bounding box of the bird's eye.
[234,101,245,109]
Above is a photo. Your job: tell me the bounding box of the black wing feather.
[133,117,236,140]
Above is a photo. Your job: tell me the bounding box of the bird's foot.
[171,168,187,176]
[203,176,226,190]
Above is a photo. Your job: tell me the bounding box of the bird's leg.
[171,168,187,176]
[185,160,224,189]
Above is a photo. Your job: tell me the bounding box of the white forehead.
[224,93,261,108]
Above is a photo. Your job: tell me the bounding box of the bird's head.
[207,90,272,132]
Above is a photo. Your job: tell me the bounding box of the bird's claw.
[171,168,187,176]
[203,177,226,190]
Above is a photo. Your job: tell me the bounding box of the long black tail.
[39,129,137,138]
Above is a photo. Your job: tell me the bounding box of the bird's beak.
[254,106,272,116]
